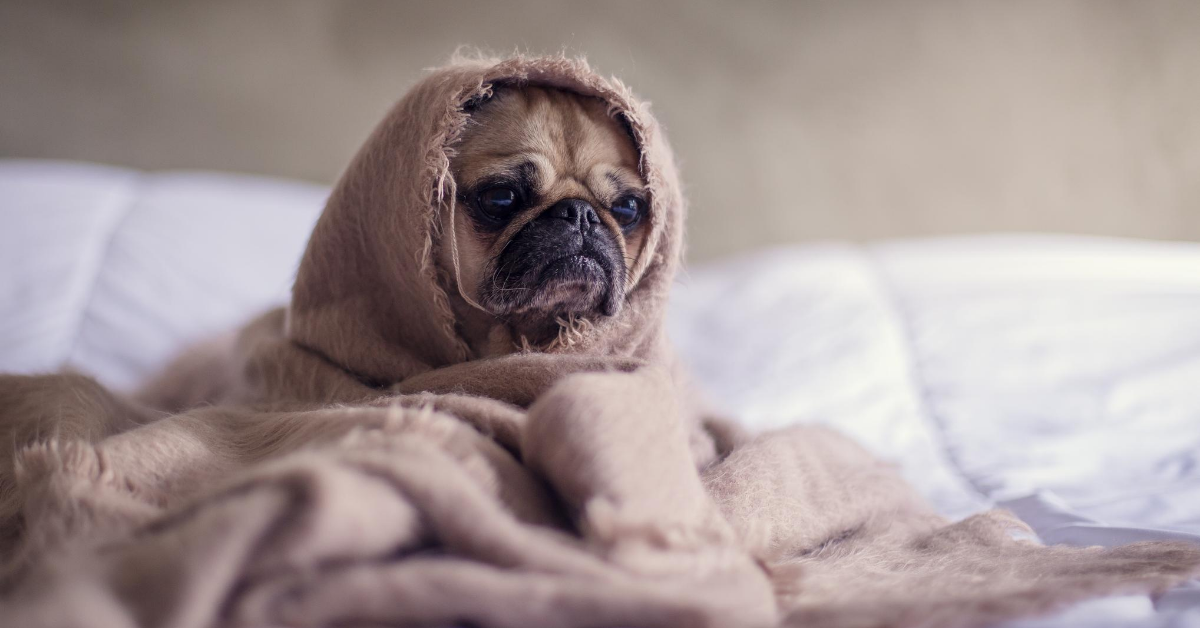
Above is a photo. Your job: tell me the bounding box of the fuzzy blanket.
[2,55,1198,628]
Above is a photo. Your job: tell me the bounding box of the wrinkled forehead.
[452,86,643,194]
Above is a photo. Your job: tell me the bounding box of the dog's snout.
[542,198,600,232]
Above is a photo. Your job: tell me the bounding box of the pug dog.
[442,86,649,351]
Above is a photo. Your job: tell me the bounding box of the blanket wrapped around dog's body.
[2,56,1198,628]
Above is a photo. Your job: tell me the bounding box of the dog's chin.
[480,251,624,326]
[531,254,611,314]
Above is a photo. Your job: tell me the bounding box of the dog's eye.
[610,196,643,228]
[477,186,521,221]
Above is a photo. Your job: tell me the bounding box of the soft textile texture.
[2,55,1199,628]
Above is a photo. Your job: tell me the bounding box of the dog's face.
[446,86,648,335]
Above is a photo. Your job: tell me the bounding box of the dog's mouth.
[539,253,607,284]
[511,251,611,316]
[480,236,625,321]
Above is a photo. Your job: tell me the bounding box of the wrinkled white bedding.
[2,160,1198,626]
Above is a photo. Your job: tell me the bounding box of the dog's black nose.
[542,198,600,232]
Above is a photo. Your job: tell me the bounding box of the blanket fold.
[2,54,1198,628]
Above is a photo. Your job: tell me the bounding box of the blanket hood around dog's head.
[286,55,686,385]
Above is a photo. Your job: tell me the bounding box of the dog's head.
[445,86,648,337]
[290,56,684,384]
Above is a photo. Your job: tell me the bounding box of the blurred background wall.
[1,0,1198,261]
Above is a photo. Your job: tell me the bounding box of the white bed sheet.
[670,240,1200,625]
[3,160,1198,626]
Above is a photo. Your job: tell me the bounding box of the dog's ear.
[461,94,487,114]
[461,83,500,114]
[614,112,638,146]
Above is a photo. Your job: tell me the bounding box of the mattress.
[2,159,1198,626]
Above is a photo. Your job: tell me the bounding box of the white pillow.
[0,160,327,390]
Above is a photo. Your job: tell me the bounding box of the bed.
[2,159,1198,626]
